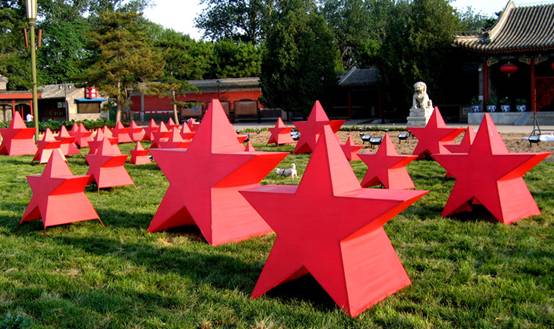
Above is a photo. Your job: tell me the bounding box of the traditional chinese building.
[130,77,264,122]
[454,1,554,125]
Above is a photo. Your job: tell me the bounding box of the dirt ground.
[247,129,554,162]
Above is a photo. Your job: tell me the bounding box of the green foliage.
[195,0,268,43]
[80,10,164,120]
[0,2,31,90]
[261,0,340,114]
[211,40,262,78]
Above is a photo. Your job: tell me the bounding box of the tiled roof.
[454,1,554,53]
[338,67,379,87]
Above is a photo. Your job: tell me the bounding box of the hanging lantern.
[500,62,519,76]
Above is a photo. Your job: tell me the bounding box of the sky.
[143,0,549,40]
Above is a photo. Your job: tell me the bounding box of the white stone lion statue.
[412,81,433,110]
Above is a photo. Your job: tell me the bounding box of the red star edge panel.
[241,125,428,317]
[408,107,464,160]
[22,152,100,228]
[433,114,551,224]
[56,125,80,156]
[86,138,133,189]
[359,133,418,190]
[0,111,36,156]
[33,128,66,164]
[293,101,344,154]
[268,118,293,145]
[148,99,288,246]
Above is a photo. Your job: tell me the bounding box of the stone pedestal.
[407,106,433,127]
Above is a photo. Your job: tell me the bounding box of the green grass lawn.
[0,143,552,328]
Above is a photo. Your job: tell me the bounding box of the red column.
[29,100,33,119]
[530,58,537,112]
[483,60,490,109]
[11,99,15,117]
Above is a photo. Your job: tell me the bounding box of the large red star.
[148,99,288,246]
[56,125,80,156]
[443,127,476,154]
[0,111,36,156]
[112,121,133,143]
[22,151,100,228]
[408,107,464,159]
[340,135,363,161]
[241,126,427,317]
[33,128,65,164]
[433,114,551,224]
[359,133,417,189]
[86,138,133,189]
[293,101,344,154]
[268,118,293,145]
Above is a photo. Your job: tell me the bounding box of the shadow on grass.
[48,234,260,294]
[444,204,499,224]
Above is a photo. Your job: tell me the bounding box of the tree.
[81,10,164,122]
[0,1,31,90]
[261,0,340,116]
[210,40,262,78]
[379,0,461,113]
[195,0,268,43]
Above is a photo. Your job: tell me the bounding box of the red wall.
[131,89,263,112]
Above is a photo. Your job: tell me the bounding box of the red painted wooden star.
[86,138,133,189]
[408,107,464,159]
[130,120,145,142]
[268,118,293,145]
[112,121,133,143]
[148,99,288,246]
[244,140,256,152]
[130,142,151,165]
[0,111,37,156]
[33,128,66,164]
[158,128,190,149]
[359,133,418,189]
[433,114,551,224]
[166,117,179,129]
[443,127,476,154]
[340,135,363,161]
[56,125,80,156]
[293,101,344,154]
[144,119,159,141]
[241,125,428,317]
[22,151,100,228]
[87,128,120,155]
[151,122,171,148]
[186,118,200,132]
[72,123,93,148]
[179,122,195,140]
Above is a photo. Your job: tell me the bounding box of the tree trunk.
[172,90,179,124]
[116,100,122,123]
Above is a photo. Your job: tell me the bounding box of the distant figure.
[26,113,33,123]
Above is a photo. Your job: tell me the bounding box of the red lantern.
[500,62,518,75]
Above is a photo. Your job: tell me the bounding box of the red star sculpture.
[87,128,120,155]
[166,117,179,129]
[359,133,418,189]
[86,138,133,189]
[112,121,133,143]
[293,101,344,154]
[130,120,145,142]
[187,118,200,132]
[21,151,100,228]
[0,111,36,156]
[33,128,66,164]
[268,118,293,145]
[179,122,195,140]
[241,125,427,317]
[72,123,93,148]
[144,119,159,141]
[341,135,363,161]
[151,122,171,148]
[237,134,249,143]
[408,107,464,159]
[130,142,151,165]
[433,114,551,224]
[56,125,80,156]
[148,99,288,246]
[443,127,476,154]
[158,128,191,149]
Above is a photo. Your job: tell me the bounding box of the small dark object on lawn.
[398,132,410,142]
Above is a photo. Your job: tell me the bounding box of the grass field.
[0,142,552,329]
